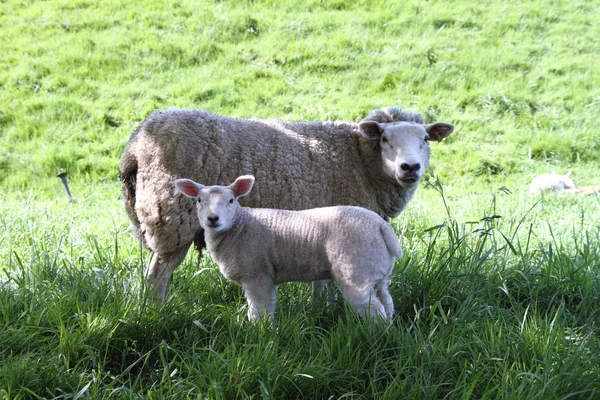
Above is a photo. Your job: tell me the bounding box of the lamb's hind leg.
[145,243,192,305]
[337,282,387,320]
[376,279,394,320]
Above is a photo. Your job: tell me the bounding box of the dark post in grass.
[56,172,73,202]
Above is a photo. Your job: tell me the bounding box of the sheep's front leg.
[242,279,277,321]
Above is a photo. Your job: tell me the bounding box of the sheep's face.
[174,176,255,233]
[558,174,576,190]
[359,121,454,189]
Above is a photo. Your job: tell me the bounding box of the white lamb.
[529,171,579,194]
[174,175,403,321]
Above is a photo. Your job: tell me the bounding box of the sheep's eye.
[229,198,234,204]
[382,137,388,143]
[197,198,202,203]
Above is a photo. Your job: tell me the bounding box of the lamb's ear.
[231,175,255,198]
[175,179,203,198]
[358,121,384,140]
[425,122,454,142]
[566,170,572,178]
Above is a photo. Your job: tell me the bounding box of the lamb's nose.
[207,215,220,224]
[400,163,421,172]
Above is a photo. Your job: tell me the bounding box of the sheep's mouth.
[397,175,420,185]
[400,177,418,183]
[206,222,221,229]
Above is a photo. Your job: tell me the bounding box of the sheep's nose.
[207,215,220,224]
[400,163,421,172]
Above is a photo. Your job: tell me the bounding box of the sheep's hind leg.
[242,279,277,322]
[312,280,338,306]
[145,243,192,305]
[311,280,326,300]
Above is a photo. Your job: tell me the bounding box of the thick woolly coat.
[119,108,426,257]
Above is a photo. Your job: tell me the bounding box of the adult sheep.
[119,107,454,303]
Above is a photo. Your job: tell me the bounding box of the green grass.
[1,184,599,398]
[1,0,600,398]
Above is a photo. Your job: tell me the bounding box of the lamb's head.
[359,120,454,188]
[175,175,255,233]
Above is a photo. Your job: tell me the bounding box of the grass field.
[1,0,599,398]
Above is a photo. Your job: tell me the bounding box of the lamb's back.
[245,206,399,283]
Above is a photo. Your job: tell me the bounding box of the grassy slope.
[1,0,600,398]
[1,0,598,192]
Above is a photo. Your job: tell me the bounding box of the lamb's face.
[174,175,255,234]
[195,187,238,233]
[359,121,454,189]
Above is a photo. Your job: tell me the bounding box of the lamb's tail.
[118,127,145,246]
[380,224,403,259]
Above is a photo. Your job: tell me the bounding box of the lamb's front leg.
[242,279,277,321]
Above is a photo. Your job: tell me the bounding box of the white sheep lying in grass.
[174,175,403,321]
[529,171,579,194]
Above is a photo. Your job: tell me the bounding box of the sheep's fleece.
[119,107,454,303]
[175,175,403,321]
[529,171,579,194]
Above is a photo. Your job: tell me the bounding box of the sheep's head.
[559,171,577,190]
[359,120,454,188]
[175,175,255,233]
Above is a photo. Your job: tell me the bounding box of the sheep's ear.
[231,175,255,198]
[566,170,572,178]
[425,123,454,142]
[175,179,203,198]
[358,121,384,140]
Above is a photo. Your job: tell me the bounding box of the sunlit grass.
[1,0,599,192]
[1,0,599,397]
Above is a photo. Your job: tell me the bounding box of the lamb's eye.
[382,137,388,143]
[229,198,234,204]
[197,198,202,203]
